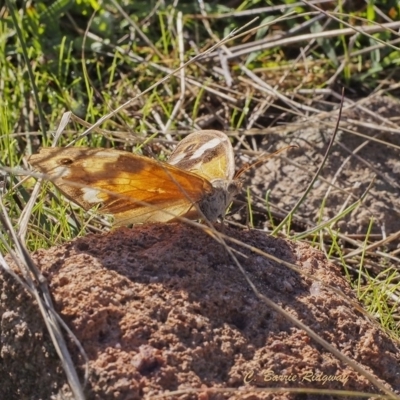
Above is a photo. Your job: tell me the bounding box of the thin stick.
[272,88,345,235]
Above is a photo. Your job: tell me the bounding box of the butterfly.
[28,130,242,226]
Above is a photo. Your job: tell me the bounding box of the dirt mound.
[1,223,399,399]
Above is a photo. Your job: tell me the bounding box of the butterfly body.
[29,130,240,225]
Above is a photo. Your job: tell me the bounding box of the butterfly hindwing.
[168,130,235,183]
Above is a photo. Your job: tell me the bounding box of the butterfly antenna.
[234,145,298,179]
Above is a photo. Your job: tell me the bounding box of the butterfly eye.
[228,181,242,195]
[59,158,74,165]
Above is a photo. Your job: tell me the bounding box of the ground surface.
[1,223,399,399]
[248,96,400,238]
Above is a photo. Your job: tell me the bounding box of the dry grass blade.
[272,90,344,235]
[344,230,400,260]
[69,16,261,144]
[17,112,72,241]
[163,11,185,138]
[149,386,395,399]
[0,198,87,399]
[221,20,400,59]
[4,0,48,141]
[302,0,400,52]
[291,183,373,241]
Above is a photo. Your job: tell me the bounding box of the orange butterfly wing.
[29,147,214,225]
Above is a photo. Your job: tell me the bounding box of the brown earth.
[1,223,399,399]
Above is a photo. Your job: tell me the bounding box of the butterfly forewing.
[29,147,214,224]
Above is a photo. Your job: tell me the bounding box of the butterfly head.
[197,177,242,222]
